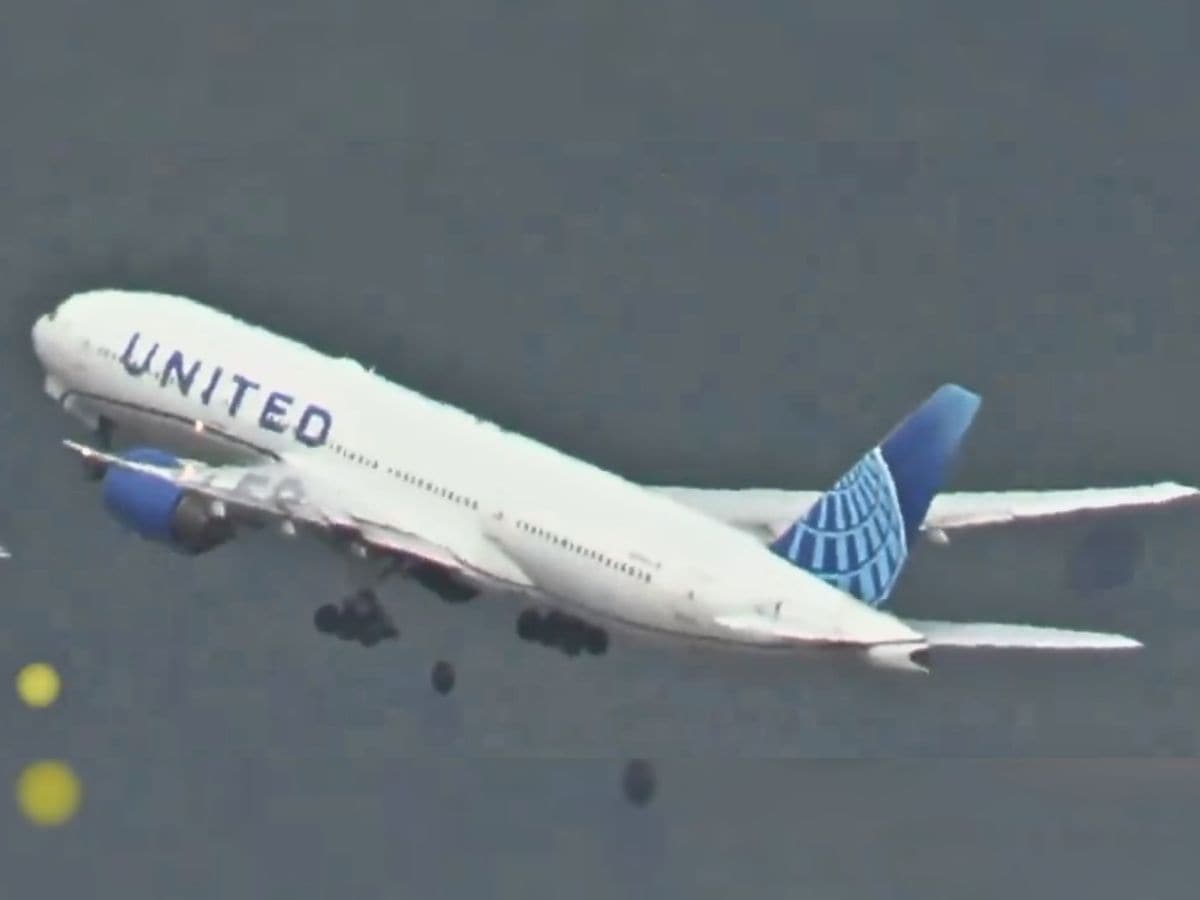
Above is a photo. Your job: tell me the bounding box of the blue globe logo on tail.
[769,384,981,608]
[771,448,908,605]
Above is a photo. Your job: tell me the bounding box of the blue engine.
[100,447,233,554]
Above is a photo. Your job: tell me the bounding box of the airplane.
[29,289,1183,692]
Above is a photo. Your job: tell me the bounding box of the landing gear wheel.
[541,611,567,646]
[560,623,584,657]
[515,608,609,657]
[314,592,398,647]
[314,604,341,634]
[516,609,541,640]
[357,618,398,647]
[335,608,365,641]
[431,660,455,695]
[622,759,656,807]
[585,626,609,656]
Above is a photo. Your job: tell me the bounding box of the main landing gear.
[310,551,458,695]
[313,588,400,647]
[517,608,609,657]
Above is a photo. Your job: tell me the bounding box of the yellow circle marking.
[15,760,82,827]
[15,663,61,708]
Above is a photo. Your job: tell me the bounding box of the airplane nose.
[32,309,65,366]
[31,314,51,360]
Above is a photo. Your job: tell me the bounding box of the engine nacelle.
[100,447,234,555]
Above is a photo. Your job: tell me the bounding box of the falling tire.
[622,759,656,807]
[431,660,455,695]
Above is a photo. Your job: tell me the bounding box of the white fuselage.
[31,290,922,650]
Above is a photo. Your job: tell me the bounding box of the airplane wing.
[651,483,1200,542]
[62,440,533,590]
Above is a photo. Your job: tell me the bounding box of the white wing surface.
[652,483,1200,542]
[62,440,533,590]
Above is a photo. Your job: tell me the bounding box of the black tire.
[560,624,584,656]
[359,617,397,647]
[538,612,563,646]
[622,759,656,807]
[335,608,363,641]
[431,660,455,694]
[585,626,609,656]
[516,609,541,641]
[314,604,342,634]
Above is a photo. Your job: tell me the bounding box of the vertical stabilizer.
[769,384,981,607]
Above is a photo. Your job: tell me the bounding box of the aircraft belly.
[496,538,654,625]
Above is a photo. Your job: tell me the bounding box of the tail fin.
[769,384,981,607]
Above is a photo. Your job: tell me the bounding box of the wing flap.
[906,618,1141,650]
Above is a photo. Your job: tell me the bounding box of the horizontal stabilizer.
[906,619,1141,650]
[924,483,1200,529]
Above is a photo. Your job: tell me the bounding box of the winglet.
[769,384,981,607]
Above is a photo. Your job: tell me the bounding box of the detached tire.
[622,759,656,807]
[431,660,455,695]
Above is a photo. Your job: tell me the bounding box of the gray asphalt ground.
[4,1,1200,897]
